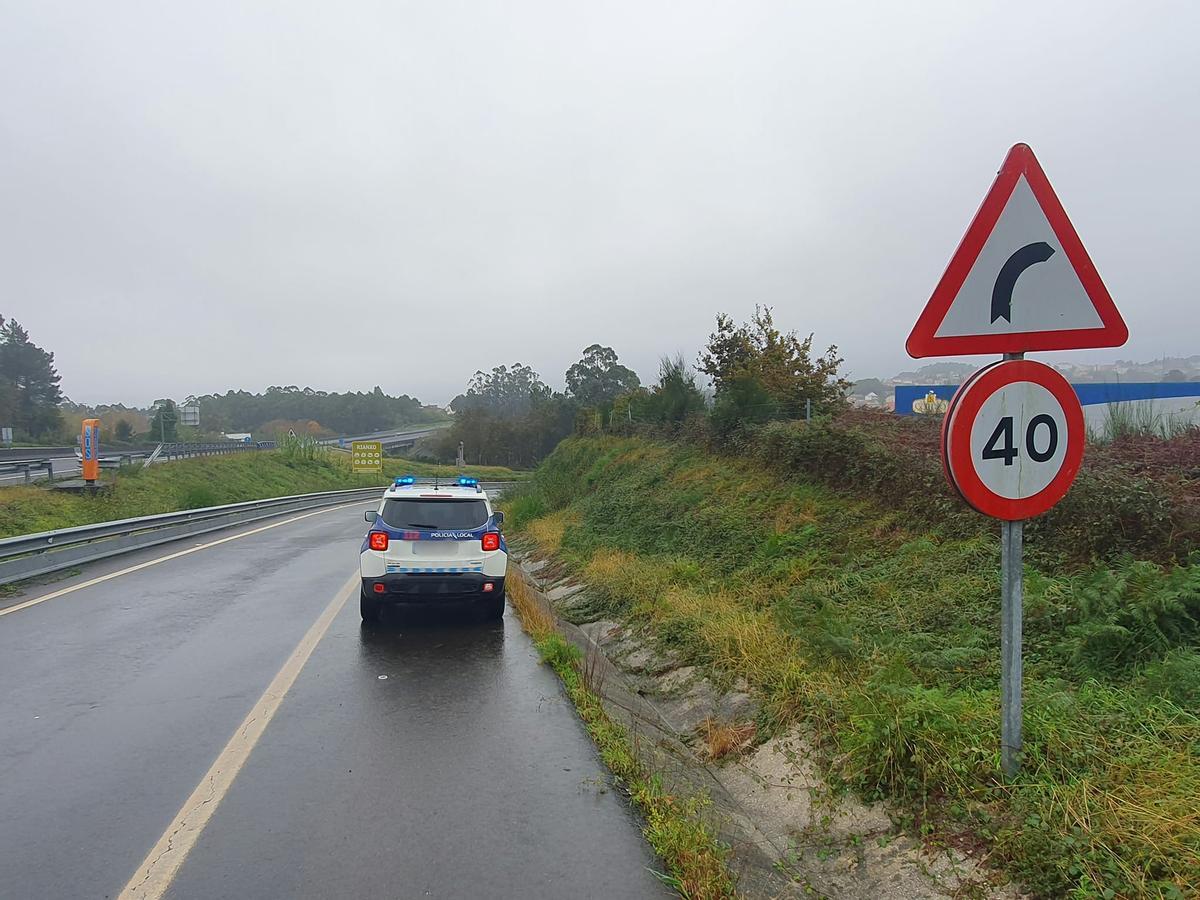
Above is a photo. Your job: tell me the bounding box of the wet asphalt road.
[0,505,667,899]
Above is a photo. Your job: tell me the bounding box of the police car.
[359,476,507,622]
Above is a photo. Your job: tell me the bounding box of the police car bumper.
[362,573,505,603]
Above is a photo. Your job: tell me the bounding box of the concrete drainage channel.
[0,482,521,588]
[508,543,1023,900]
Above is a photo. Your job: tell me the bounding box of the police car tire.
[360,589,382,623]
[480,593,505,621]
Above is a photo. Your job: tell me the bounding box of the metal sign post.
[1000,349,1023,778]
[908,144,1127,777]
[942,357,1083,776]
[1000,516,1023,777]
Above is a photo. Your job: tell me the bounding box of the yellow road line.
[0,504,356,618]
[119,573,358,899]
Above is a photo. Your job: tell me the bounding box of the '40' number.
[982,415,1058,466]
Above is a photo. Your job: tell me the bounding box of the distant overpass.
[324,423,451,453]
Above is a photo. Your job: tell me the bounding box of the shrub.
[836,667,995,807]
[276,433,328,462]
[502,485,548,530]
[1065,560,1200,674]
[1138,649,1200,707]
[749,417,1194,564]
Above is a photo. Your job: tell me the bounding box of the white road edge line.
[119,572,359,899]
[0,503,358,618]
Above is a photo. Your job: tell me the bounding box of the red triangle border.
[906,144,1128,358]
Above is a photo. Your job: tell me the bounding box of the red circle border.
[946,360,1085,520]
[940,362,1000,501]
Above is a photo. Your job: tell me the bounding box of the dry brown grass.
[524,508,580,555]
[505,570,556,639]
[698,719,757,761]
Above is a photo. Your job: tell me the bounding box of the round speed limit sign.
[943,360,1085,520]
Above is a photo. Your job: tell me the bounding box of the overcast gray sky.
[2,1,1196,406]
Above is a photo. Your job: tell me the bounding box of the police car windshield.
[381,499,489,531]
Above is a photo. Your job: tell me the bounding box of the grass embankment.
[505,573,737,899]
[0,448,521,539]
[507,436,1200,899]
[373,456,523,481]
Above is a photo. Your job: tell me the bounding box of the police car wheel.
[360,588,382,623]
[480,593,505,621]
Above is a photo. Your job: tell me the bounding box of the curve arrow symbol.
[991,241,1055,323]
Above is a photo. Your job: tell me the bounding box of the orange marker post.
[81,419,100,484]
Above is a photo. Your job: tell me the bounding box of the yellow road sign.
[350,440,383,474]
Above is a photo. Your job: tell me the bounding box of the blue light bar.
[395,475,416,485]
[457,477,478,487]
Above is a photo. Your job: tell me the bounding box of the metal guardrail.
[101,452,151,470]
[0,459,56,483]
[0,481,520,587]
[0,487,385,586]
[155,441,261,460]
[2,451,152,480]
[0,446,76,462]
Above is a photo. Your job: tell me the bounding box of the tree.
[450,363,550,417]
[711,374,780,432]
[442,363,575,467]
[565,345,641,408]
[698,306,849,422]
[259,419,333,439]
[186,385,445,436]
[641,355,706,423]
[113,420,134,442]
[0,316,64,439]
[147,399,179,442]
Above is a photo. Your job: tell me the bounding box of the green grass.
[380,456,528,481]
[0,448,521,539]
[509,436,1200,899]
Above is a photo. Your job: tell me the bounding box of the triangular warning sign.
[906,143,1127,358]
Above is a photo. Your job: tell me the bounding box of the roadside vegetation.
[488,307,1199,899]
[505,573,738,899]
[0,443,520,539]
[507,436,1199,898]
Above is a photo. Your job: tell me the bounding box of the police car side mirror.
[363,509,376,523]
[494,511,505,527]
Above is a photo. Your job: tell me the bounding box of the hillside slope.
[508,436,1199,899]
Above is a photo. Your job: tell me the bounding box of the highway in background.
[0,423,450,486]
[0,500,666,898]
[324,423,451,453]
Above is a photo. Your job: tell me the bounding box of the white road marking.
[0,504,356,618]
[118,573,358,898]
